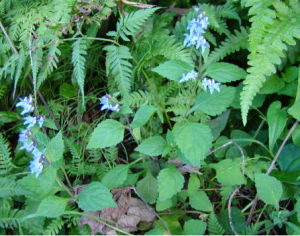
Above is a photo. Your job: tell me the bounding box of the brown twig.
[228,188,240,235]
[246,120,299,225]
[120,0,155,8]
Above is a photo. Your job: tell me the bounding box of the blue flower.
[23,116,37,129]
[202,78,221,94]
[36,116,45,128]
[100,94,121,112]
[179,70,198,83]
[16,95,34,115]
[183,8,209,53]
[32,147,43,160]
[29,158,43,177]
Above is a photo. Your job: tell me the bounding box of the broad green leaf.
[135,136,166,156]
[209,159,245,186]
[203,62,246,82]
[145,227,164,235]
[270,170,300,185]
[157,165,184,201]
[288,100,300,121]
[59,83,77,98]
[255,173,282,209]
[190,86,235,116]
[136,172,158,204]
[36,196,68,217]
[152,60,193,81]
[45,131,64,162]
[87,119,125,149]
[156,197,176,211]
[183,219,207,235]
[292,124,300,146]
[187,174,200,196]
[260,75,285,94]
[295,197,300,222]
[78,182,117,211]
[189,190,213,212]
[267,101,287,151]
[278,144,300,171]
[208,110,231,141]
[101,164,129,189]
[130,105,156,128]
[218,208,246,234]
[38,166,57,194]
[173,121,213,166]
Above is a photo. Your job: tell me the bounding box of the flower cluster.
[100,94,121,112]
[202,78,221,94]
[179,70,198,83]
[183,7,209,53]
[16,95,45,177]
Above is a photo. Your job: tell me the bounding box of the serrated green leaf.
[45,131,64,162]
[254,173,282,209]
[183,219,207,235]
[78,182,117,211]
[152,60,193,81]
[135,136,166,156]
[210,159,245,186]
[157,165,184,201]
[136,172,158,204]
[260,75,285,94]
[36,196,68,218]
[173,121,212,167]
[101,164,129,189]
[190,86,235,116]
[189,190,213,212]
[87,119,125,149]
[204,62,246,82]
[130,105,156,128]
[267,101,287,151]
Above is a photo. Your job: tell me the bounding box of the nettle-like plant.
[0,0,300,235]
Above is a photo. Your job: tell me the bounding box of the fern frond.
[152,35,193,64]
[37,41,61,89]
[208,213,225,235]
[116,7,159,41]
[72,39,87,106]
[0,132,15,174]
[204,27,248,69]
[0,85,7,100]
[241,3,300,124]
[44,217,64,235]
[0,177,27,198]
[0,207,24,229]
[216,3,241,24]
[13,51,27,98]
[125,90,151,107]
[104,45,133,98]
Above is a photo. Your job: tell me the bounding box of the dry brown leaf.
[78,186,155,235]
[168,158,203,175]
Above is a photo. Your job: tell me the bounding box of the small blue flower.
[36,116,45,128]
[179,70,198,83]
[19,139,35,152]
[23,116,37,129]
[100,94,121,112]
[29,158,43,177]
[183,7,209,53]
[202,78,221,94]
[32,147,43,160]
[16,95,34,115]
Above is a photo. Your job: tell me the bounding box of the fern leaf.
[241,4,300,124]
[125,90,151,107]
[72,39,87,106]
[0,132,15,174]
[37,41,61,90]
[104,45,133,98]
[0,177,27,198]
[116,7,159,41]
[13,51,27,98]
[204,27,248,69]
[0,207,24,229]
[44,217,64,235]
[208,212,225,235]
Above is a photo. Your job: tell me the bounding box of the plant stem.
[56,176,74,199]
[62,36,120,46]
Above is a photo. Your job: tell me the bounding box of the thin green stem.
[56,176,74,199]
[60,167,72,189]
[141,69,172,129]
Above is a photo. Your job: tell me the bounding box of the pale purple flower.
[183,7,209,53]
[202,78,221,94]
[16,95,34,115]
[29,158,43,177]
[32,147,43,160]
[36,116,45,128]
[179,70,198,83]
[23,116,37,129]
[100,94,121,112]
